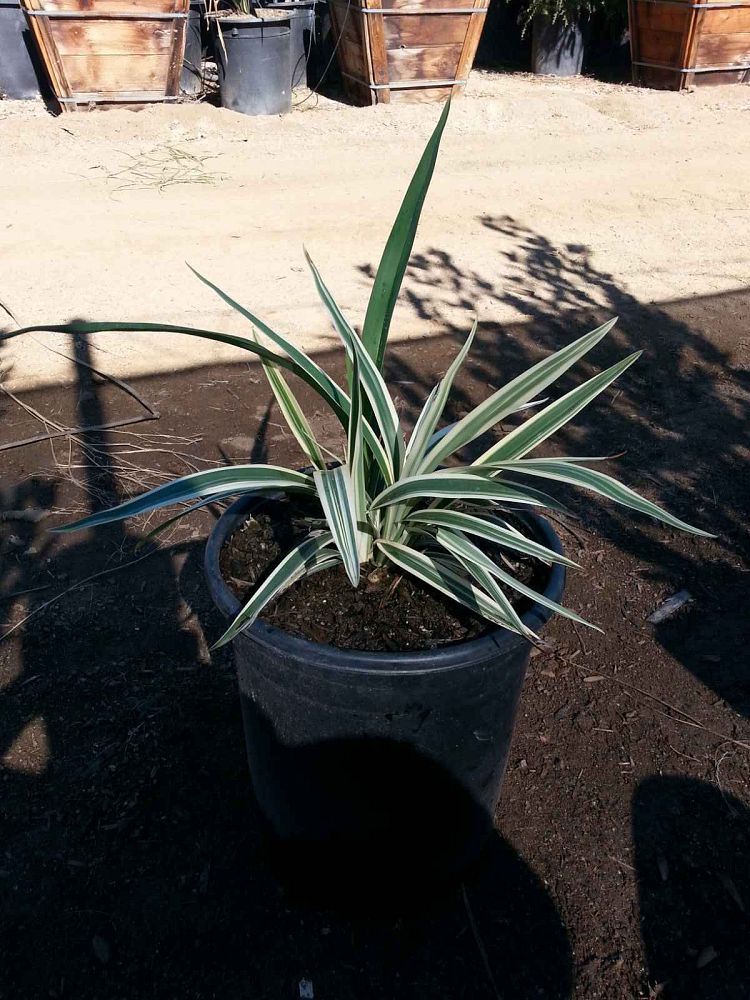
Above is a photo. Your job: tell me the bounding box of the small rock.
[647,590,694,624]
[92,935,110,964]
[696,945,718,969]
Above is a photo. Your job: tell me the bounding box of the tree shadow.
[633,775,750,998]
[373,216,749,718]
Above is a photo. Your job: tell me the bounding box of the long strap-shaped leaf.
[423,318,619,471]
[438,540,538,640]
[361,99,451,370]
[314,466,362,585]
[474,351,641,464]
[253,333,328,470]
[54,465,315,532]
[403,320,477,477]
[187,269,393,483]
[213,532,338,648]
[485,459,715,537]
[404,508,578,567]
[136,490,240,550]
[305,251,404,477]
[346,351,373,562]
[371,471,545,510]
[434,528,598,631]
[376,539,522,632]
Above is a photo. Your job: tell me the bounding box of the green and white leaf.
[212,531,338,648]
[371,471,546,511]
[55,465,315,532]
[474,350,641,464]
[361,98,451,370]
[403,320,477,476]
[314,465,363,585]
[404,508,578,567]
[434,534,538,640]
[254,333,328,470]
[423,318,619,471]
[433,527,599,631]
[485,459,715,537]
[376,539,521,632]
[305,251,404,476]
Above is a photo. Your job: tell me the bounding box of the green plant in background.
[14,101,712,648]
[514,0,625,33]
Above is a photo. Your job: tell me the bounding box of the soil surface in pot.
[218,502,543,651]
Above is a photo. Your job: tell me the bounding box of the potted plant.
[0,0,42,99]
[14,103,712,895]
[208,0,293,115]
[515,0,595,75]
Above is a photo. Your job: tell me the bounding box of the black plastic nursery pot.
[0,0,42,99]
[261,0,316,88]
[531,13,584,76]
[180,0,204,97]
[214,14,292,116]
[205,494,566,898]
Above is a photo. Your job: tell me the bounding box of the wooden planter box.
[22,0,189,111]
[629,0,750,89]
[329,0,488,105]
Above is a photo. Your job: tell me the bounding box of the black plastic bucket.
[215,15,292,116]
[0,0,42,99]
[531,14,584,76]
[180,1,204,97]
[205,495,566,898]
[261,1,316,88]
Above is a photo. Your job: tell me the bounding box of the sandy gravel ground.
[1,72,748,391]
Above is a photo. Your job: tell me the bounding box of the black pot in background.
[214,15,292,116]
[205,495,566,899]
[531,13,584,76]
[0,0,42,99]
[180,0,204,97]
[260,0,316,89]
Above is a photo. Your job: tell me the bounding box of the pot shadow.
[633,775,750,999]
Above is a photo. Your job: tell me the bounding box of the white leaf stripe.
[212,532,337,648]
[423,317,619,470]
[188,266,393,484]
[405,320,477,476]
[54,466,315,532]
[371,473,545,510]
[376,540,522,633]
[434,528,598,632]
[442,543,537,640]
[485,460,715,538]
[255,336,327,470]
[404,508,578,567]
[314,466,362,585]
[475,351,641,464]
[304,251,404,476]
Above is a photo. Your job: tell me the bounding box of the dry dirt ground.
[0,72,749,390]
[1,73,750,1000]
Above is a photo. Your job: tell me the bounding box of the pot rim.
[204,493,566,675]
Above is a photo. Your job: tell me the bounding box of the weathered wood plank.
[386,41,463,78]
[61,53,169,92]
[383,13,469,47]
[48,20,173,56]
[694,31,750,64]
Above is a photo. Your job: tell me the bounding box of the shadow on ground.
[1,222,748,996]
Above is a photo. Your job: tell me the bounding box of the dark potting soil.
[218,502,542,651]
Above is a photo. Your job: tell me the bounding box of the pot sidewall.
[205,494,566,887]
